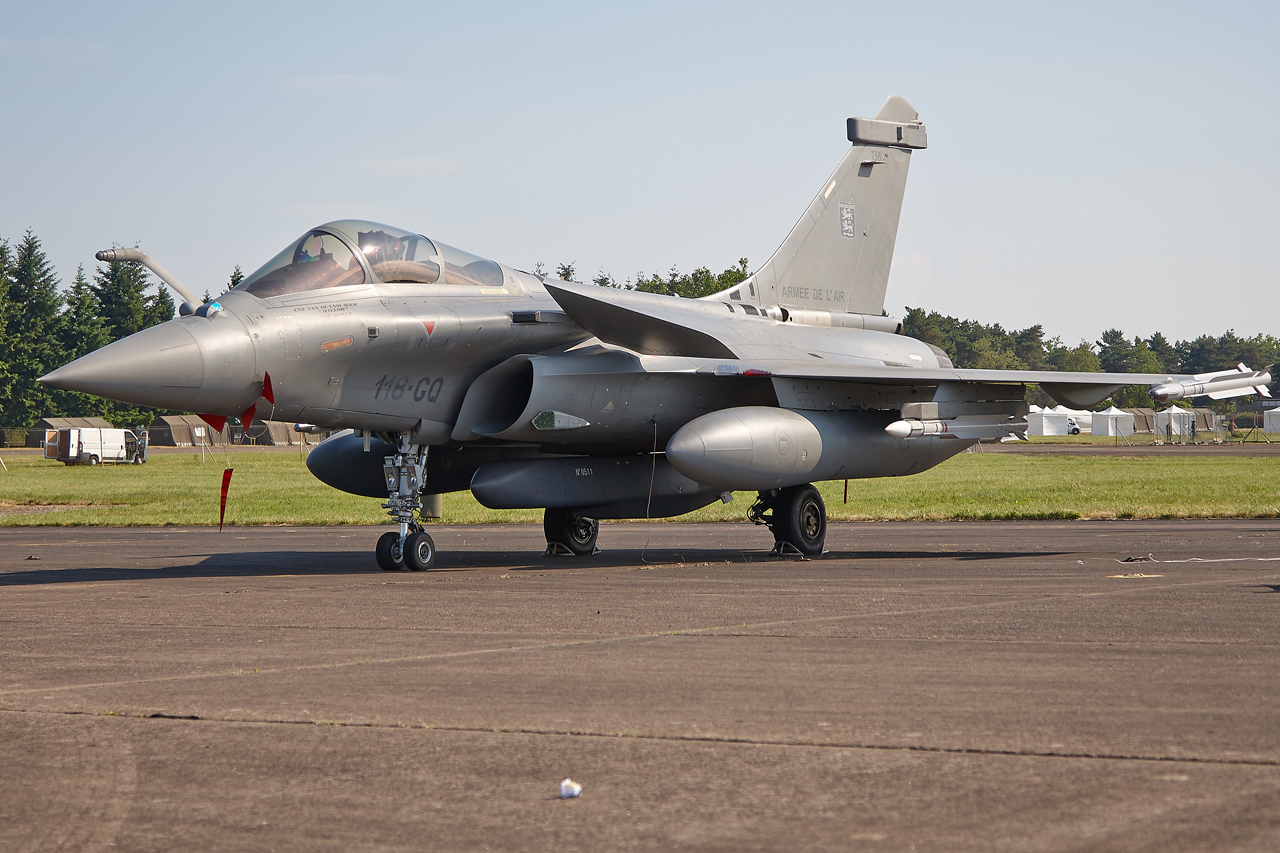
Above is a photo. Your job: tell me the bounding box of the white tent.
[1027,410,1071,436]
[1155,407,1195,437]
[1092,406,1135,437]
[1049,404,1090,432]
[1264,409,1280,434]
[1051,405,1092,434]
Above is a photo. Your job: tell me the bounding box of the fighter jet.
[41,96,1273,570]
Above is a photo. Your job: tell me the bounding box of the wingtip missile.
[1150,364,1273,402]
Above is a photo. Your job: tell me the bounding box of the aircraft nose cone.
[42,322,205,409]
[40,317,256,413]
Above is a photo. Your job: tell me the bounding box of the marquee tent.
[1193,408,1223,437]
[26,417,114,447]
[1051,406,1092,434]
[1092,406,1135,437]
[1027,409,1072,436]
[1123,408,1156,433]
[150,414,231,446]
[1155,407,1195,437]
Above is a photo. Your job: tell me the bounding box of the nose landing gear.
[749,483,827,557]
[375,435,435,571]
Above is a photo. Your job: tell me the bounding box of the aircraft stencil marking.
[372,375,444,403]
[43,96,1273,570]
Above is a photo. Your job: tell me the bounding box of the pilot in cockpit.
[238,230,366,297]
[297,233,329,264]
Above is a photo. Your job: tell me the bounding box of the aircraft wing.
[726,362,1172,410]
[544,280,1271,408]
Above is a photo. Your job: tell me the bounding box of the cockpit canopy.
[236,219,504,298]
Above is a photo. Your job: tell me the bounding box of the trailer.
[44,428,148,465]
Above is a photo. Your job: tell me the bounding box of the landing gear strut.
[375,434,435,571]
[543,507,600,556]
[749,483,827,557]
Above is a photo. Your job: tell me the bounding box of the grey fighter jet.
[41,96,1273,569]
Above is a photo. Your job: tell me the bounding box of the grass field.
[0,448,1275,526]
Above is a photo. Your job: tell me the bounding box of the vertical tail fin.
[713,96,925,320]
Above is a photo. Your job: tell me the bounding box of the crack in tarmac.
[3,706,1276,770]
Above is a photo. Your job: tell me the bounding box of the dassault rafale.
[41,96,1273,570]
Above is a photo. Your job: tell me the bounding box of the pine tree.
[50,265,111,417]
[3,230,63,426]
[0,239,14,425]
[93,255,152,341]
[1145,332,1177,373]
[1096,329,1136,373]
[144,285,175,327]
[59,265,110,356]
[226,264,244,293]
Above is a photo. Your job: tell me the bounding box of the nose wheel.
[374,434,436,571]
[376,531,405,571]
[749,483,827,557]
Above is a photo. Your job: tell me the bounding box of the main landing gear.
[375,435,435,571]
[543,507,600,556]
[749,483,827,557]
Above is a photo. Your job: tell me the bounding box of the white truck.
[44,428,148,465]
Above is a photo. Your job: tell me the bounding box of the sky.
[1,1,1277,345]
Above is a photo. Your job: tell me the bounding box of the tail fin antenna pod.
[717,95,925,318]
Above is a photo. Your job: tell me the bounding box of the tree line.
[1,229,1273,429]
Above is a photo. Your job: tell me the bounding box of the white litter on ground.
[560,778,583,799]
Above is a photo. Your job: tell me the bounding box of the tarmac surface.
[2,519,1279,852]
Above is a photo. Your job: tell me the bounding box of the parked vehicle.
[44,428,148,465]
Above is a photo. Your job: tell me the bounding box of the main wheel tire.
[375,531,405,571]
[543,507,599,556]
[772,484,826,556]
[404,530,436,571]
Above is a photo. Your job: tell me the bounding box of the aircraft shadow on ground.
[0,546,1073,586]
[830,550,1071,561]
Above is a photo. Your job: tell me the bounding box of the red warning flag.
[199,413,227,432]
[219,468,234,531]
[240,404,256,442]
[262,371,275,404]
